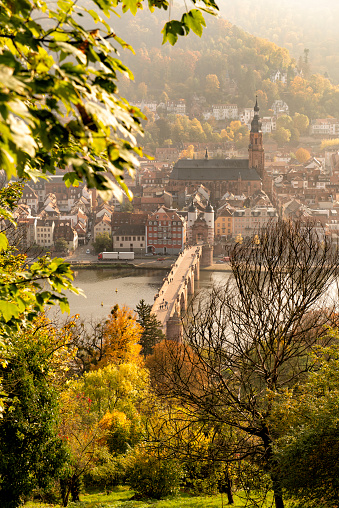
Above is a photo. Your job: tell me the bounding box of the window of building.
[120,243,123,247]
[116,236,119,241]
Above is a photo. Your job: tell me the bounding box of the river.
[59,267,226,320]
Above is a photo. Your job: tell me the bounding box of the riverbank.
[67,258,232,272]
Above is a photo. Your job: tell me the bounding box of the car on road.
[157,257,165,261]
[86,249,91,254]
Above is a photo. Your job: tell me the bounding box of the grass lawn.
[25,487,275,508]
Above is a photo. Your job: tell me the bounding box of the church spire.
[254,95,259,114]
[250,96,261,133]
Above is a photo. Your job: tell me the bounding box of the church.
[167,99,270,204]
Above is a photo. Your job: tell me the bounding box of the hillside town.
[16,99,339,259]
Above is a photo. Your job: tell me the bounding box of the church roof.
[170,158,261,182]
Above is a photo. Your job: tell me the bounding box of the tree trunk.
[273,487,284,508]
[219,466,234,504]
[60,478,70,507]
[70,474,81,502]
[225,468,234,505]
[261,427,284,508]
[273,479,284,508]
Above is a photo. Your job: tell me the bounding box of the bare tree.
[149,219,339,508]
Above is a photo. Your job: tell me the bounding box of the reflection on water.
[195,270,230,291]
[54,267,231,321]
[64,268,169,319]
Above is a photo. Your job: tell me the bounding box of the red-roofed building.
[146,207,186,255]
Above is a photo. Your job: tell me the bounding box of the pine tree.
[136,300,165,357]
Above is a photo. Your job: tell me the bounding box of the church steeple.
[254,95,259,113]
[250,95,262,133]
[248,97,267,192]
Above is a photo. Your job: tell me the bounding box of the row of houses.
[202,100,289,125]
[134,97,290,126]
[93,190,279,255]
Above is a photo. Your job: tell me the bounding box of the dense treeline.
[220,0,339,84]
[112,9,339,120]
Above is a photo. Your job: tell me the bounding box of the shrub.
[126,450,183,499]
[83,450,123,492]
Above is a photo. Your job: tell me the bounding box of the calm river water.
[60,267,227,320]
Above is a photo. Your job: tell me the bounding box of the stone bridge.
[152,244,213,340]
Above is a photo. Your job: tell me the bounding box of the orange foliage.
[295,147,311,163]
[146,339,208,398]
[96,305,143,368]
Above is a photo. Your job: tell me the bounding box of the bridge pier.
[201,244,213,267]
[166,310,182,341]
[194,259,200,280]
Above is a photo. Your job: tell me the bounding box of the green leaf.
[0,301,20,322]
[0,233,8,252]
[182,9,206,37]
[91,0,112,15]
[0,65,27,94]
[50,42,87,65]
[122,0,140,15]
[59,300,70,314]
[161,21,186,46]
[63,172,81,188]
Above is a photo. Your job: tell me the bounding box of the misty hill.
[113,9,293,106]
[108,8,339,121]
[219,0,339,84]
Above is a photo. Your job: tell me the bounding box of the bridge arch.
[187,273,194,295]
[179,290,186,315]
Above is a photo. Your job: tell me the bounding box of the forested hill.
[110,7,339,120]
[219,0,339,84]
